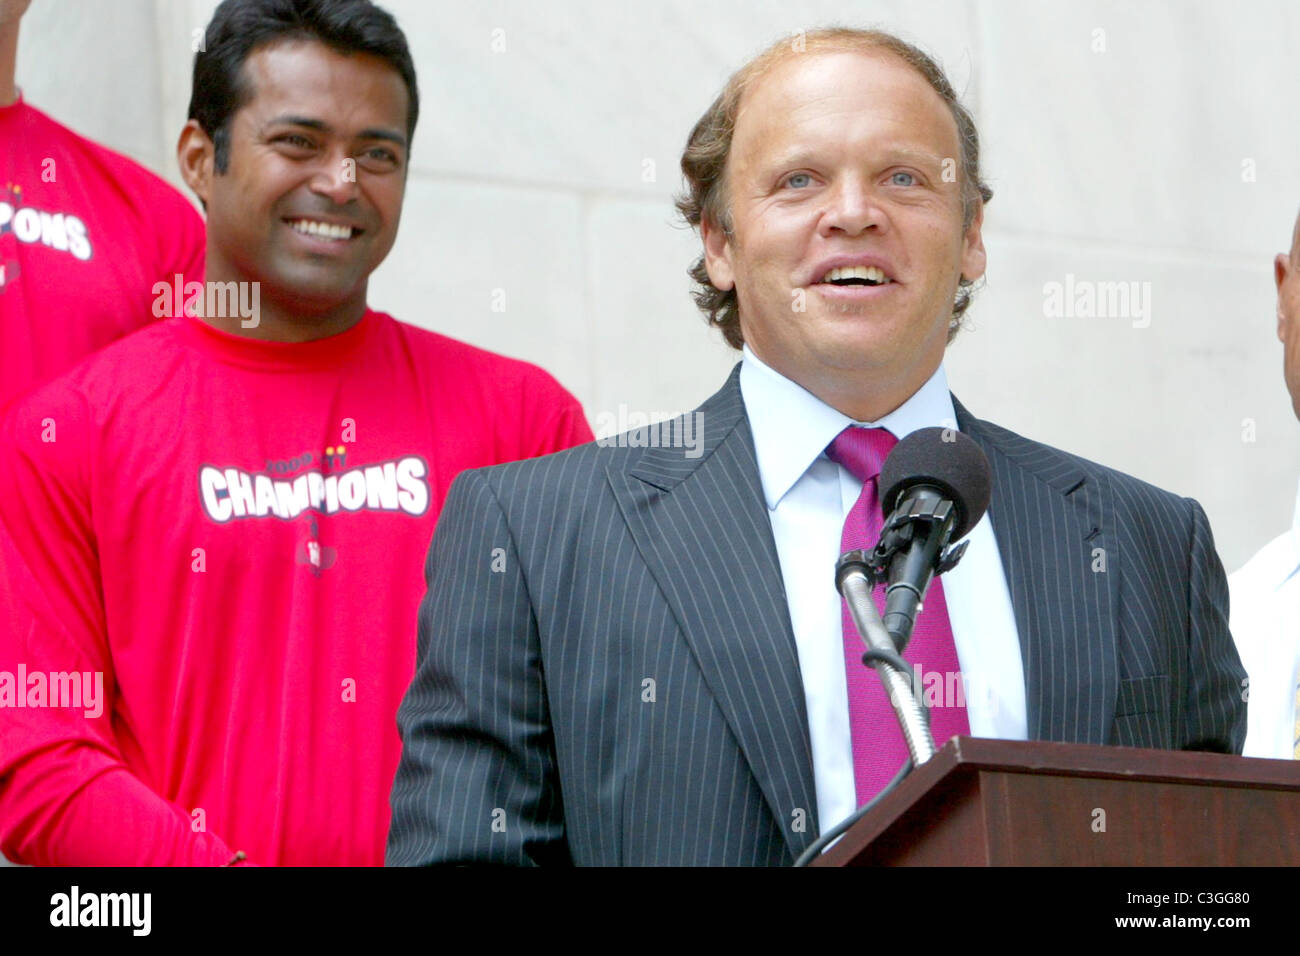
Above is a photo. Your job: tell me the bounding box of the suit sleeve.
[0,389,238,865]
[387,468,569,865]
[1180,497,1248,753]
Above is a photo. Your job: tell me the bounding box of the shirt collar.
[739,345,958,510]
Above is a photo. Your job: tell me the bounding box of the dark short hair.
[189,0,419,173]
[676,28,994,350]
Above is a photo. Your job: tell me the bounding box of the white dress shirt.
[739,346,1026,834]
[1229,478,1300,759]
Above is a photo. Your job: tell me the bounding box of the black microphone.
[875,427,991,649]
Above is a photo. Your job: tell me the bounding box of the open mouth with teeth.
[287,218,362,242]
[818,265,892,286]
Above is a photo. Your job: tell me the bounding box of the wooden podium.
[813,736,1300,865]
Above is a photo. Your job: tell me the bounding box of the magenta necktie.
[827,425,970,805]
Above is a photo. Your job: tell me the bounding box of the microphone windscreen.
[879,427,991,539]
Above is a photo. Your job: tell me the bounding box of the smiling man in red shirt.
[0,0,591,866]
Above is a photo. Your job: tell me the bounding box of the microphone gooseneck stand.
[793,496,972,868]
[836,554,936,766]
[839,489,970,768]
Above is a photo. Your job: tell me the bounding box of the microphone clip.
[836,494,971,589]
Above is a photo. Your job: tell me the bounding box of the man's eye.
[358,148,401,172]
[785,173,812,189]
[278,134,314,149]
[890,171,917,186]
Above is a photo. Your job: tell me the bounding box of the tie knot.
[826,425,897,483]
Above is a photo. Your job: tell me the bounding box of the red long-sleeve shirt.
[0,310,592,865]
[0,94,205,410]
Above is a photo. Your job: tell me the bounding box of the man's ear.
[177,120,215,209]
[1276,253,1290,342]
[700,213,736,292]
[960,201,987,282]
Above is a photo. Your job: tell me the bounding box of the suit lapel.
[607,366,819,857]
[954,397,1119,744]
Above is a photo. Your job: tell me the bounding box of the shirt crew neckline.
[177,308,380,372]
[0,89,28,120]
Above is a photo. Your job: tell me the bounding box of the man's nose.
[819,177,886,236]
[308,153,360,205]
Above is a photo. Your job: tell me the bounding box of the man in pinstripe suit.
[387,29,1246,866]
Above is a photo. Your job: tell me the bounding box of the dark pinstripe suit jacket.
[387,366,1246,866]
